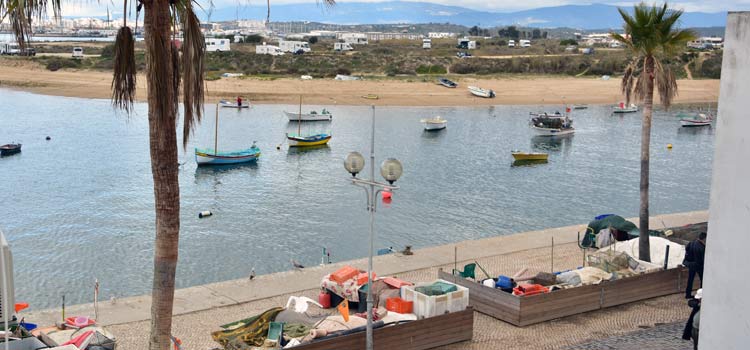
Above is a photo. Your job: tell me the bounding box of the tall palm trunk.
[144,1,180,349]
[639,56,654,262]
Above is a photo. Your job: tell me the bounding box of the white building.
[366,32,422,41]
[428,32,456,39]
[688,37,724,49]
[338,33,368,45]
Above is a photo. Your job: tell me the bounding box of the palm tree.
[1,1,331,349]
[611,2,695,262]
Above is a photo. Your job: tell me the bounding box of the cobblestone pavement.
[565,322,693,350]
[106,243,694,349]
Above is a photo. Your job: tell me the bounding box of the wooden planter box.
[293,307,474,350]
[438,268,693,326]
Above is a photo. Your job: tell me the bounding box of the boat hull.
[423,123,447,131]
[219,100,249,109]
[195,148,260,165]
[468,86,495,98]
[285,111,332,121]
[287,134,332,147]
[0,144,21,156]
[680,120,712,127]
[530,126,575,136]
[439,79,457,88]
[512,152,549,161]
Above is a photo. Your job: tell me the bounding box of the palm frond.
[621,60,638,105]
[178,2,206,148]
[2,0,61,49]
[111,26,137,113]
[654,59,678,109]
[171,41,181,123]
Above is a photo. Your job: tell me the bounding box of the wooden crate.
[438,268,693,326]
[293,307,474,350]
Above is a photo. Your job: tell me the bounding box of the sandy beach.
[0,59,720,106]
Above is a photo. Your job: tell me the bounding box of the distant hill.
[207,1,730,29]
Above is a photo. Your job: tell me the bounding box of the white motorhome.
[340,33,368,45]
[279,41,311,53]
[334,42,353,51]
[255,44,285,56]
[508,40,516,47]
[519,40,531,48]
[1,42,20,55]
[422,38,432,49]
[72,47,84,59]
[205,38,231,52]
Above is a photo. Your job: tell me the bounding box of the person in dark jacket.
[682,288,702,349]
[683,232,706,298]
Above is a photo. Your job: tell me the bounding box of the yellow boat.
[511,152,549,161]
[287,133,332,147]
[362,94,379,100]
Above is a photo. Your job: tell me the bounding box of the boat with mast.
[613,102,638,113]
[529,111,575,136]
[286,96,332,147]
[195,103,261,165]
[679,106,714,127]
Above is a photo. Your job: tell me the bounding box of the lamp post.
[344,106,403,350]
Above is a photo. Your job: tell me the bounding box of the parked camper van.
[334,42,353,51]
[255,44,285,56]
[422,38,432,49]
[508,40,516,48]
[457,38,476,50]
[279,41,311,53]
[519,40,531,48]
[206,38,231,52]
[72,47,84,59]
[0,42,20,55]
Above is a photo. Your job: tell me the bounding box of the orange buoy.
[382,191,392,200]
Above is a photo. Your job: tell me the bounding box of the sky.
[61,0,750,18]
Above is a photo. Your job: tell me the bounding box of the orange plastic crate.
[357,272,377,285]
[386,297,414,314]
[330,266,359,284]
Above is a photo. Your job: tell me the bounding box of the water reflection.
[677,126,713,135]
[511,159,549,167]
[531,135,574,153]
[194,162,259,180]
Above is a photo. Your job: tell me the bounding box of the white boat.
[285,109,333,121]
[530,112,575,136]
[679,112,713,127]
[219,100,249,108]
[613,103,638,113]
[468,86,495,98]
[420,116,447,131]
[195,104,260,165]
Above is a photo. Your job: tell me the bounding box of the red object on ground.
[357,272,377,285]
[330,266,359,285]
[65,316,96,328]
[385,297,414,314]
[383,277,413,289]
[62,330,93,347]
[512,284,549,297]
[318,290,332,308]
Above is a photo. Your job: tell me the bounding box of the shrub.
[559,39,578,46]
[45,58,81,71]
[416,64,447,74]
[308,36,318,44]
[245,35,263,43]
[100,44,115,58]
[336,67,352,75]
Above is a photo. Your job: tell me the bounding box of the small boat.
[362,94,379,100]
[613,102,638,113]
[438,77,457,88]
[286,96,332,148]
[468,86,495,98]
[511,151,549,161]
[679,112,713,127]
[284,109,333,122]
[530,112,575,136]
[219,100,249,109]
[420,116,447,131]
[196,104,260,166]
[0,143,21,156]
[573,104,588,110]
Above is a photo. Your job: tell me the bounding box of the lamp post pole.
[344,106,402,350]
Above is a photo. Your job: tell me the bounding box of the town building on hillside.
[428,32,457,39]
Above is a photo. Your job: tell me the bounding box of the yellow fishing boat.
[511,151,549,161]
[286,96,333,148]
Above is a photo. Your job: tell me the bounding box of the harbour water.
[0,89,714,308]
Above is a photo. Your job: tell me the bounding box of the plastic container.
[356,272,376,285]
[496,275,514,289]
[383,277,412,289]
[400,279,469,319]
[512,284,549,297]
[385,297,413,314]
[318,291,331,309]
[330,266,359,285]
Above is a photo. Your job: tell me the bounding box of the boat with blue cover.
[195,103,260,166]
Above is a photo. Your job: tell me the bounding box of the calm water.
[0,89,714,308]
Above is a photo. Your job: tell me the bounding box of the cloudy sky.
[62,0,750,17]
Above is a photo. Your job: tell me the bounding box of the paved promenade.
[26,210,707,349]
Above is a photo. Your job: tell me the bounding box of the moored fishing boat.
[196,104,260,166]
[573,104,588,110]
[286,96,333,147]
[219,100,250,108]
[284,109,333,122]
[529,112,575,136]
[420,116,448,131]
[511,151,549,161]
[438,77,457,88]
[0,143,21,156]
[679,112,713,127]
[468,86,495,98]
[613,102,638,113]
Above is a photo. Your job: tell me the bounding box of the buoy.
[382,191,392,200]
[198,211,213,218]
[667,143,673,149]
[45,136,51,141]
[277,144,281,150]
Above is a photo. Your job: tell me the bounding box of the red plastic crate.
[357,272,377,285]
[385,297,414,314]
[330,266,359,284]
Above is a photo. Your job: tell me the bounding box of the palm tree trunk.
[144,1,180,350]
[639,56,654,262]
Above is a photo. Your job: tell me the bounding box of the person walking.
[682,289,702,349]
[683,232,706,298]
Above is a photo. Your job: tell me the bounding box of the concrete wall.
[701,11,750,350]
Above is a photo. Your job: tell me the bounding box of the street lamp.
[343,106,402,350]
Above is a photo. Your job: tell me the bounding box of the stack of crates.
[400,279,469,319]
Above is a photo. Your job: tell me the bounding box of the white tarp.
[610,236,685,269]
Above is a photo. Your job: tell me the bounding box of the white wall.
[701,11,750,350]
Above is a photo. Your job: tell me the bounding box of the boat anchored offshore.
[284,109,333,122]
[613,102,638,113]
[679,112,713,127]
[286,96,332,147]
[195,104,261,165]
[0,143,21,156]
[420,116,447,131]
[468,86,495,98]
[529,112,575,136]
[511,151,549,161]
[219,99,250,108]
[438,77,457,88]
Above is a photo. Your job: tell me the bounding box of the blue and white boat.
[195,104,261,166]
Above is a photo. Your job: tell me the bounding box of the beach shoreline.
[0,60,720,107]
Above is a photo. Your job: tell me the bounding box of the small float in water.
[420,116,448,131]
